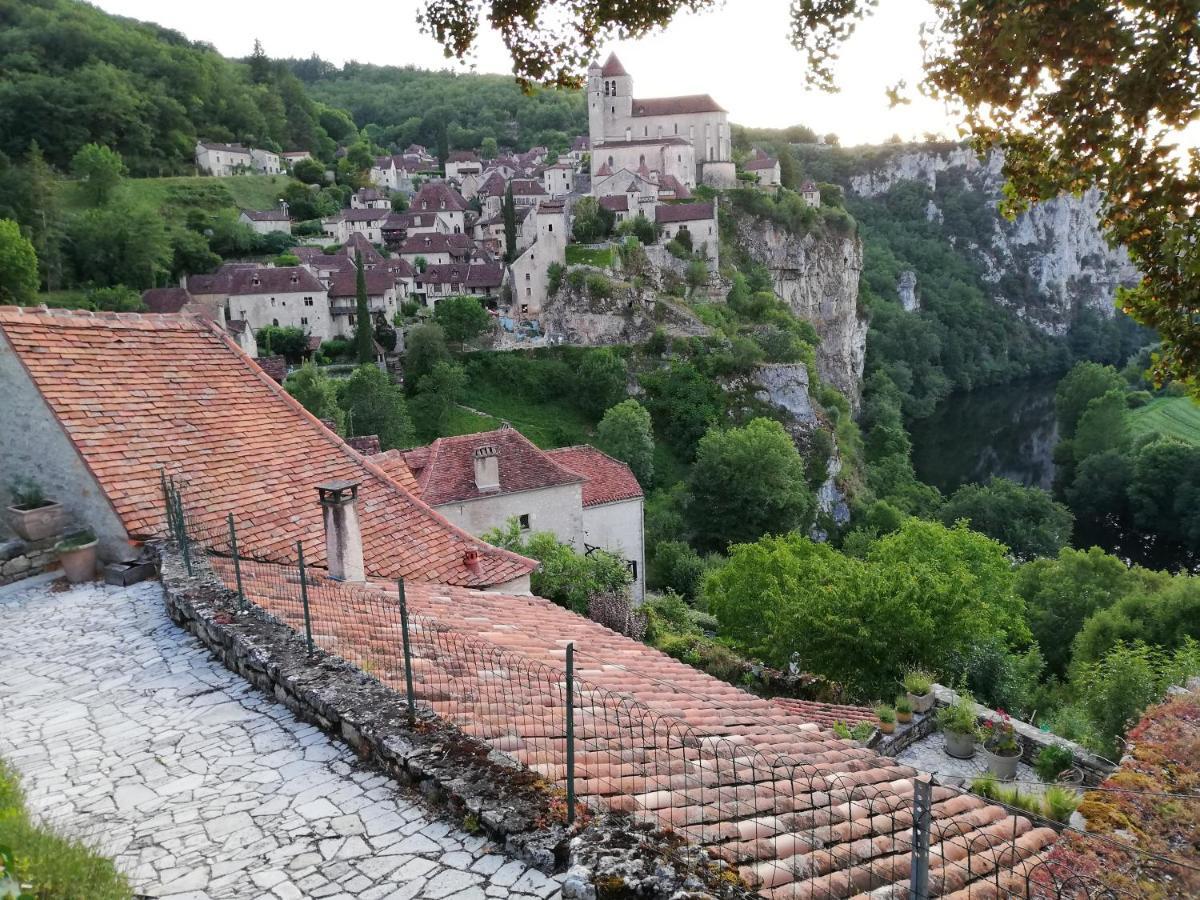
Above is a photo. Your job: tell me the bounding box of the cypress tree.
[353,250,374,363]
[502,181,517,262]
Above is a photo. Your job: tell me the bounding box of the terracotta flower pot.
[908,691,935,714]
[5,501,63,543]
[897,710,913,724]
[879,720,895,734]
[983,747,1020,781]
[58,539,98,584]
[944,729,976,760]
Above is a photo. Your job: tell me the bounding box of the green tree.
[480,137,499,159]
[433,295,491,349]
[638,361,723,457]
[705,520,1026,695]
[687,418,814,551]
[484,519,632,614]
[338,363,412,450]
[646,540,711,599]
[66,201,171,289]
[1055,362,1126,438]
[1072,389,1132,461]
[571,196,611,243]
[255,326,307,361]
[1073,574,1200,666]
[1127,436,1200,547]
[1015,546,1141,677]
[1064,449,1133,522]
[939,477,1073,560]
[353,252,375,363]
[502,181,517,262]
[596,399,654,486]
[69,143,126,206]
[410,360,468,440]
[572,348,627,418]
[0,219,39,305]
[285,363,344,431]
[291,158,325,185]
[404,322,451,387]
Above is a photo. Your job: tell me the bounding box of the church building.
[587,53,736,189]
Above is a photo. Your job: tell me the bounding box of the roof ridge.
[0,305,211,328]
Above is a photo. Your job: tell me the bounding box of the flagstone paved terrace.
[0,576,563,900]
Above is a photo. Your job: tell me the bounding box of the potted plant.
[981,710,1022,780]
[5,478,63,543]
[875,704,896,735]
[1033,744,1076,783]
[903,669,936,714]
[936,692,980,759]
[895,695,914,724]
[56,529,98,584]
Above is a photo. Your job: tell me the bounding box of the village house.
[194,141,252,176]
[656,201,719,262]
[587,53,735,188]
[444,150,482,180]
[508,179,549,209]
[393,427,644,599]
[744,150,781,186]
[567,135,590,164]
[800,178,822,207]
[239,208,292,235]
[542,163,576,197]
[281,150,312,167]
[350,188,391,210]
[509,200,567,317]
[326,267,398,338]
[414,261,504,307]
[250,147,282,175]
[397,232,474,267]
[410,182,469,234]
[223,266,331,341]
[0,306,535,590]
[321,208,390,244]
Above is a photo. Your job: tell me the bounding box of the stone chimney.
[473,445,500,492]
[317,480,365,581]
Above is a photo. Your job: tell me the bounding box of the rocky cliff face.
[539,278,710,346]
[735,220,867,408]
[849,147,1139,332]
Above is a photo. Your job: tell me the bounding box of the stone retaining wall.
[158,547,749,900]
[0,536,60,586]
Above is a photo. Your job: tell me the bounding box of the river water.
[908,378,1197,572]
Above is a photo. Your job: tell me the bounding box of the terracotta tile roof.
[330,208,390,224]
[240,208,290,222]
[447,151,479,163]
[632,94,726,116]
[353,188,386,202]
[598,195,629,212]
[479,172,508,198]
[141,287,191,314]
[403,428,583,506]
[801,179,819,192]
[744,156,779,171]
[227,267,326,296]
[327,268,395,298]
[655,174,691,199]
[572,135,590,151]
[398,233,474,257]
[369,449,422,495]
[769,697,877,729]
[655,201,715,224]
[600,52,628,77]
[213,561,1059,897]
[340,233,384,265]
[509,179,547,197]
[417,262,503,289]
[545,446,642,507]
[198,141,250,153]
[0,306,535,588]
[413,182,469,213]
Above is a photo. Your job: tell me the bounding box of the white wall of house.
[509,206,566,317]
[660,213,719,263]
[580,498,645,602]
[195,144,252,176]
[250,148,282,175]
[239,213,291,235]
[328,289,397,339]
[542,167,575,196]
[226,290,332,342]
[433,483,584,547]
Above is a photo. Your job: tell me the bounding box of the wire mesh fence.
[157,473,1197,899]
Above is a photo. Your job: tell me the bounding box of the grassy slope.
[1130,396,1200,443]
[0,759,130,898]
[458,385,594,449]
[59,175,294,214]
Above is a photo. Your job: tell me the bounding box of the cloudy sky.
[93,0,959,146]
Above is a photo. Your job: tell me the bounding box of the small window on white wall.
[518,514,530,530]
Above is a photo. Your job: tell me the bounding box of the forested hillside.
[285,58,586,154]
[0,0,355,174]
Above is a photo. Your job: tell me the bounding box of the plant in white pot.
[56,529,98,584]
[980,710,1022,780]
[936,691,980,760]
[903,669,936,714]
[5,478,63,543]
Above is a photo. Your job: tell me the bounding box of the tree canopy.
[338,364,413,450]
[939,477,1073,561]
[0,219,39,305]
[433,295,492,348]
[597,400,655,487]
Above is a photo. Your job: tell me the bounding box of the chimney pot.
[472,444,500,492]
[317,480,365,581]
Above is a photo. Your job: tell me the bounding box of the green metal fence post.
[398,579,416,725]
[297,540,314,655]
[565,641,576,825]
[228,513,245,611]
[160,470,172,538]
[909,775,932,899]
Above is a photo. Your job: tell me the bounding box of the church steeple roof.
[600,52,628,77]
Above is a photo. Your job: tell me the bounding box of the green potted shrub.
[1033,744,1077,784]
[895,695,914,724]
[5,478,63,542]
[903,669,936,714]
[936,692,980,759]
[980,710,1022,780]
[875,704,896,735]
[56,529,98,584]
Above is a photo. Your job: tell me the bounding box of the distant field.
[459,385,594,449]
[443,405,501,438]
[565,245,614,267]
[60,174,292,214]
[1130,396,1200,443]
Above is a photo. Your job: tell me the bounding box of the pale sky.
[93,0,959,146]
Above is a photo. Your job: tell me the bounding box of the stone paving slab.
[0,578,563,899]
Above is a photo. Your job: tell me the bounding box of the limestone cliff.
[539,276,710,346]
[848,147,1139,332]
[734,219,868,408]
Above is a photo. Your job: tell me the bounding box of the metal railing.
[158,473,1196,899]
